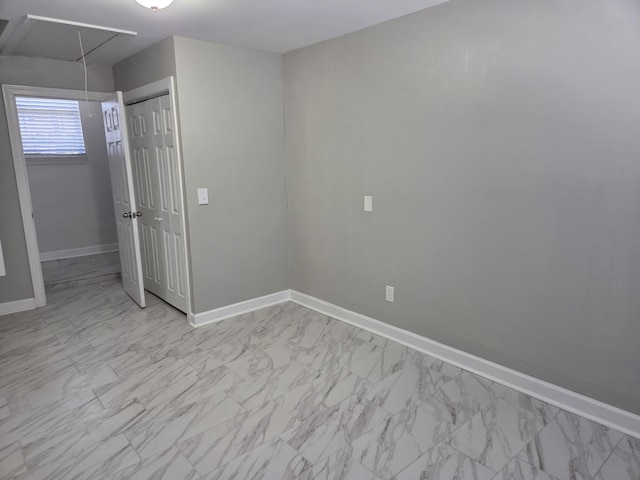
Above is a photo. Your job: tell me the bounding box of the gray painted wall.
[284,0,640,413]
[0,56,114,304]
[113,36,289,314]
[173,36,289,314]
[113,37,177,92]
[27,101,117,254]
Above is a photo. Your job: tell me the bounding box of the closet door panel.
[126,94,186,313]
[127,101,163,298]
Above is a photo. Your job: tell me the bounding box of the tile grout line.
[391,375,564,479]
[590,434,625,480]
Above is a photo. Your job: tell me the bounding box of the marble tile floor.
[41,251,121,286]
[0,278,638,480]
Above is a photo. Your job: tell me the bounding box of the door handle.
[133,212,142,217]
[122,212,131,218]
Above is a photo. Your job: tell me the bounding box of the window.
[15,96,87,161]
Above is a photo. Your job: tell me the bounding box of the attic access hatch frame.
[0,15,137,65]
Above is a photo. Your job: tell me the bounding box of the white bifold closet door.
[127,95,187,312]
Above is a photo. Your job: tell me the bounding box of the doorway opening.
[13,94,121,288]
[3,79,191,318]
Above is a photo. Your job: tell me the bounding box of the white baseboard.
[0,298,36,316]
[290,290,640,440]
[185,287,640,438]
[190,290,291,328]
[40,244,119,261]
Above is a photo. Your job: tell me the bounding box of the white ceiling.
[0,0,449,66]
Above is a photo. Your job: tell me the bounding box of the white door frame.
[123,77,193,321]
[2,84,111,307]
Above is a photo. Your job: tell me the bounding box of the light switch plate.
[364,195,373,212]
[197,188,209,205]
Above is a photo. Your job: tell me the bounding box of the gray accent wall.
[284,0,640,413]
[27,101,117,254]
[113,37,177,93]
[173,36,289,314]
[0,56,114,304]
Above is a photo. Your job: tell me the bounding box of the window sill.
[25,155,88,166]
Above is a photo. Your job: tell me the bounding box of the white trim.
[123,78,171,104]
[190,290,291,327]
[0,298,36,316]
[289,290,640,440]
[2,85,113,309]
[25,15,137,36]
[2,84,111,102]
[123,77,193,321]
[39,244,119,261]
[26,154,88,166]
[0,239,5,277]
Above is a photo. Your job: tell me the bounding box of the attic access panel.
[1,15,136,65]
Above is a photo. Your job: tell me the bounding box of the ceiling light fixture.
[135,0,174,12]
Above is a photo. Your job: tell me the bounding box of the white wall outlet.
[364,195,373,212]
[385,285,395,302]
[197,188,209,205]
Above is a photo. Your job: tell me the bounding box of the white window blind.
[16,97,86,156]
